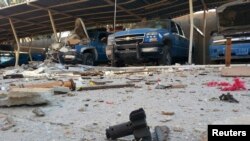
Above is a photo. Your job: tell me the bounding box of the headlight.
[146,32,158,36]
[107,34,115,46]
[146,32,159,42]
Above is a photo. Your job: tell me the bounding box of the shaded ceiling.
[0,0,234,43]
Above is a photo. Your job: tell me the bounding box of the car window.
[171,22,178,34]
[131,20,170,29]
[176,24,184,36]
[98,32,108,43]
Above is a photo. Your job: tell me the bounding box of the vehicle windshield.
[131,20,169,29]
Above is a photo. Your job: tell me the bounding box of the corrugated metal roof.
[0,0,233,43]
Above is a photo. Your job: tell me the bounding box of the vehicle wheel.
[82,53,95,66]
[58,52,65,64]
[111,59,125,67]
[160,46,172,65]
[111,59,117,67]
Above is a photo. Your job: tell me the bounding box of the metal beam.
[188,0,194,64]
[104,0,143,20]
[27,2,96,25]
[9,18,20,67]
[4,0,88,18]
[48,10,59,42]
[193,25,204,37]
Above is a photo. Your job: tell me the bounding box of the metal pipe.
[9,18,20,67]
[188,0,194,64]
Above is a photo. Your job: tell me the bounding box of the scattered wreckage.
[209,0,250,62]
[48,18,109,66]
[106,19,189,66]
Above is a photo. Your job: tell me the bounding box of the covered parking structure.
[0,0,233,66]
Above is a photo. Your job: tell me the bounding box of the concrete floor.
[0,65,250,141]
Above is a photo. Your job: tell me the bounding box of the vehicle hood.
[217,0,250,33]
[114,28,161,37]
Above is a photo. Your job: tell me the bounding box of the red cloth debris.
[206,81,231,87]
[206,78,246,91]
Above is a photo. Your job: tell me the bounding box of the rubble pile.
[0,62,249,141]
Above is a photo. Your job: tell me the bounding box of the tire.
[111,59,125,67]
[160,46,172,65]
[82,53,95,66]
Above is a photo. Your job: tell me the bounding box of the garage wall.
[174,11,217,64]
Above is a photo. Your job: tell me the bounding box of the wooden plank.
[221,66,250,77]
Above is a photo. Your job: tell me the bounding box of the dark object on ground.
[106,108,151,141]
[3,74,24,79]
[155,84,171,89]
[32,108,45,117]
[219,93,239,103]
[152,126,170,141]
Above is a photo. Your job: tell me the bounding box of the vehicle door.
[176,23,189,57]
[170,21,181,57]
[94,32,109,61]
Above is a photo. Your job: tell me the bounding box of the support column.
[9,18,20,67]
[225,37,232,67]
[188,0,194,64]
[48,10,59,42]
[202,10,207,64]
[113,0,117,32]
[28,37,33,61]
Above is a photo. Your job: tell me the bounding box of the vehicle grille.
[115,34,144,45]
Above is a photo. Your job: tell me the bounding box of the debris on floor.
[206,78,246,91]
[0,116,15,131]
[161,111,175,116]
[155,84,187,89]
[0,88,52,107]
[0,62,250,141]
[219,93,239,103]
[53,87,71,95]
[13,79,76,91]
[221,66,250,77]
[32,108,45,117]
[106,108,151,140]
[3,74,24,79]
[77,83,135,91]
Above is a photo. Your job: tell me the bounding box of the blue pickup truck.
[59,27,109,65]
[209,0,250,62]
[106,19,189,66]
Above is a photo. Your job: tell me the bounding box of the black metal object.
[3,74,24,79]
[219,93,239,103]
[106,108,152,141]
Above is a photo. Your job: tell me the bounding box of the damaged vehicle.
[0,44,45,67]
[106,19,189,66]
[58,18,109,65]
[209,0,250,61]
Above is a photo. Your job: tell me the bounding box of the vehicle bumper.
[60,51,82,63]
[114,43,164,60]
[209,43,250,61]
